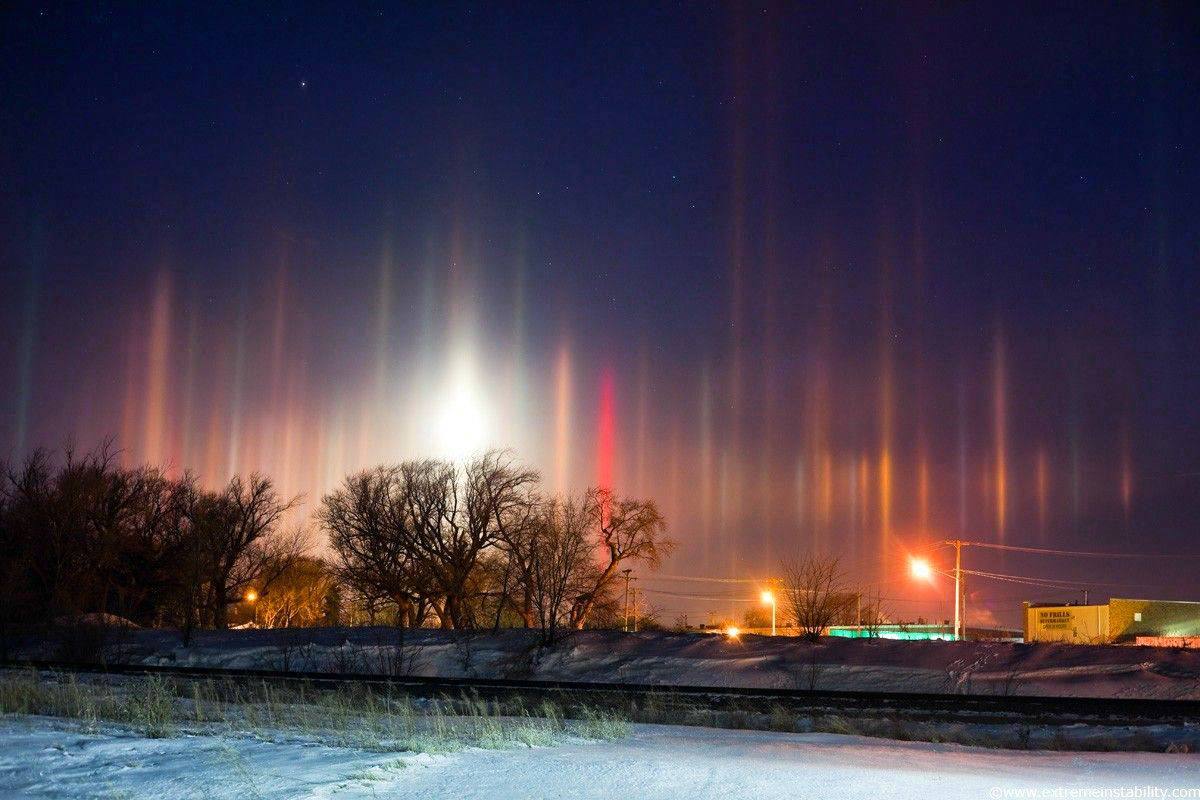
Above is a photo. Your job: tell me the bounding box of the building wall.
[1108,599,1200,641]
[1024,599,1200,643]
[1023,603,1109,643]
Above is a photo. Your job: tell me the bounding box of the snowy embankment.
[2,716,1198,800]
[19,627,1200,699]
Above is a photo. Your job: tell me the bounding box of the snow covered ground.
[20,627,1200,699]
[1,716,1197,800]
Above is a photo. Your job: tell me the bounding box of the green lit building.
[827,624,1020,641]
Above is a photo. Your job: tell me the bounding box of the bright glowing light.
[435,386,488,459]
[430,346,491,460]
[760,590,775,605]
[244,589,258,603]
[725,626,740,638]
[910,557,934,582]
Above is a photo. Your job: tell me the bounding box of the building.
[827,624,1020,641]
[1023,598,1200,644]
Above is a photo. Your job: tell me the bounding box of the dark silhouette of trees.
[432,452,539,628]
[320,451,539,630]
[322,453,672,633]
[200,474,303,629]
[0,446,192,627]
[172,473,306,635]
[1,442,673,639]
[0,446,304,636]
[568,489,673,629]
[320,464,437,627]
[509,496,595,640]
[781,553,849,641]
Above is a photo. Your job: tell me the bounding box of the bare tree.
[320,465,436,627]
[253,557,335,628]
[199,474,304,628]
[493,492,588,632]
[781,553,847,641]
[524,496,594,640]
[568,489,674,629]
[858,586,889,638]
[323,451,538,630]
[492,506,541,629]
[400,452,538,629]
[3,446,119,624]
[1,444,199,629]
[0,441,684,643]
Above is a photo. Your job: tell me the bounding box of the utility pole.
[960,569,967,641]
[631,587,640,632]
[621,569,634,632]
[952,539,963,641]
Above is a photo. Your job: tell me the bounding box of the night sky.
[3,4,1199,627]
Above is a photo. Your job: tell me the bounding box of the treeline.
[0,445,673,639]
[322,451,671,633]
[0,445,302,638]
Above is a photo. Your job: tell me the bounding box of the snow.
[0,716,419,798]
[397,726,1200,800]
[1,716,1196,800]
[23,627,1200,699]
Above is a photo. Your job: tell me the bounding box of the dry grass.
[0,669,629,753]
[0,670,176,737]
[2,669,1186,754]
[559,690,1193,753]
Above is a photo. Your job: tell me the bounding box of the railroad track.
[5,659,1199,728]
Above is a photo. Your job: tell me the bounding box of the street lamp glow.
[910,557,934,582]
[725,626,740,638]
[244,589,258,603]
[760,590,777,636]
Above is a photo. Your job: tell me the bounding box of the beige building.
[1024,598,1200,644]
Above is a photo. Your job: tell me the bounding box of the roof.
[1025,598,1200,609]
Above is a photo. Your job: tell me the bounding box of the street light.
[725,625,740,638]
[909,558,934,582]
[244,589,259,627]
[909,544,967,641]
[760,590,776,636]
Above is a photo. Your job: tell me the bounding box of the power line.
[640,587,757,602]
[643,574,765,585]
[647,541,1187,591]
[966,568,1159,590]
[966,541,1200,559]
[962,571,1096,593]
